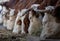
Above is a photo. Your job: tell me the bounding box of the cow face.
[40,6,60,40]
[12,9,28,34]
[7,9,16,30]
[0,5,3,24]
[28,10,42,35]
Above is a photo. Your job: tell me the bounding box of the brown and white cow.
[36,6,60,40]
[28,10,42,35]
[12,9,29,34]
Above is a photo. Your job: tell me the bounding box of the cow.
[2,0,20,30]
[28,9,42,35]
[1,5,10,27]
[0,0,16,27]
[28,4,43,35]
[7,9,15,30]
[0,2,9,26]
[33,5,60,40]
[40,6,55,40]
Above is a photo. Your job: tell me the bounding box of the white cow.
[28,10,42,35]
[28,4,42,35]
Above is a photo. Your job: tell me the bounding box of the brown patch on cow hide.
[24,13,30,33]
[17,20,22,25]
[52,6,60,23]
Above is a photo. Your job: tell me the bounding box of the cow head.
[28,9,43,35]
[6,8,16,30]
[12,4,42,34]
[12,9,29,34]
[37,6,60,40]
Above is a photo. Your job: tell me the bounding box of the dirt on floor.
[0,28,40,41]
